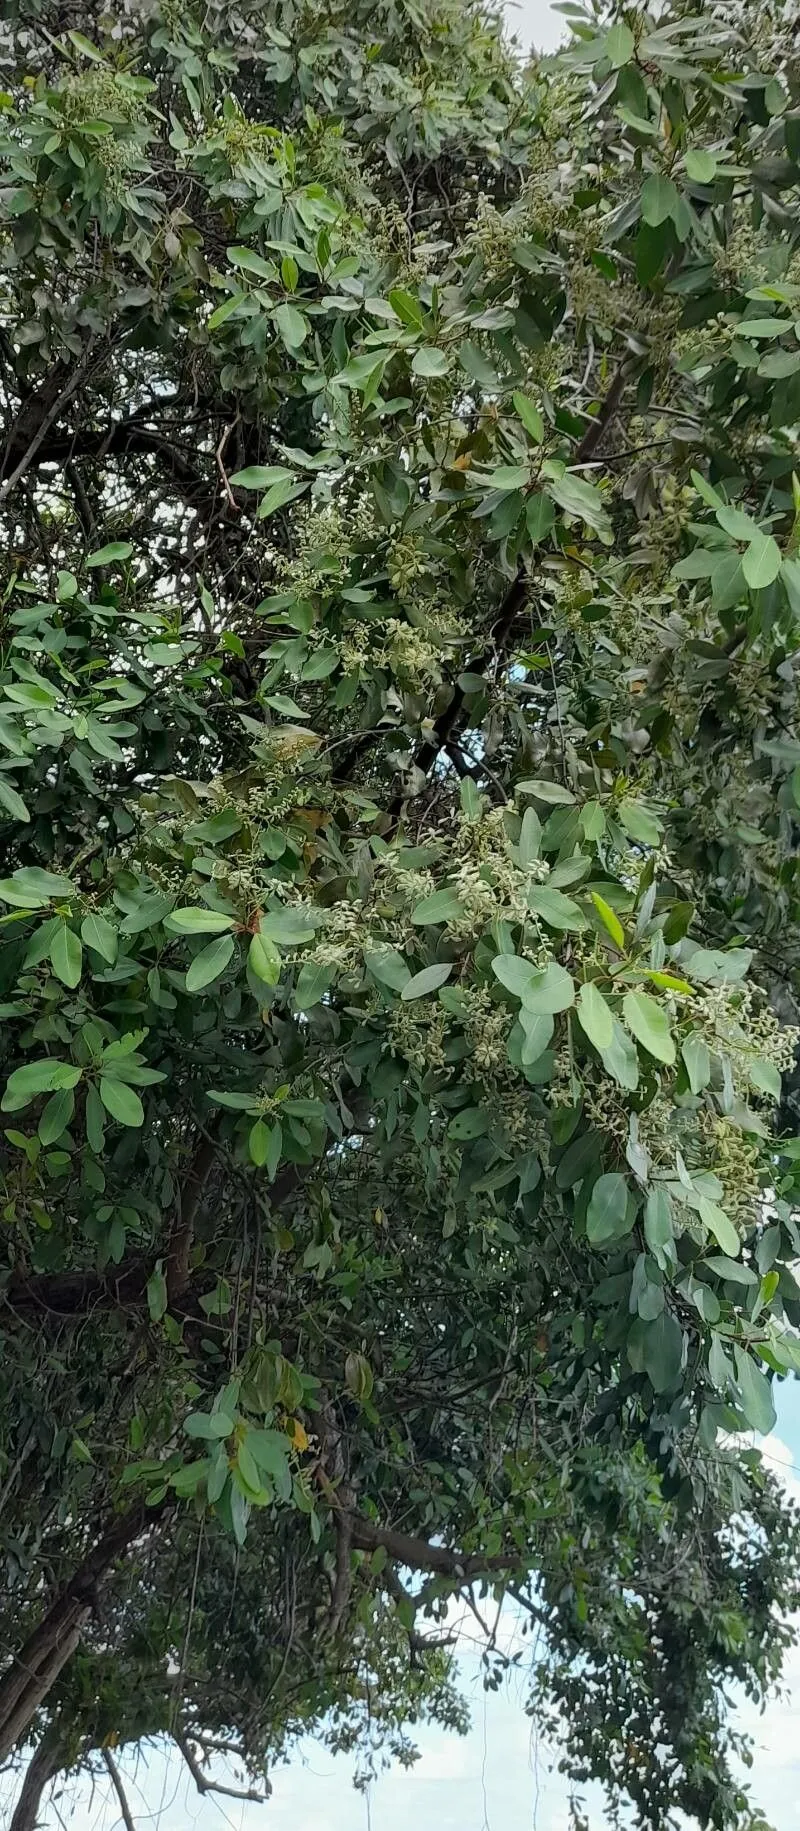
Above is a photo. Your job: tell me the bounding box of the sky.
[4,2,800,1828]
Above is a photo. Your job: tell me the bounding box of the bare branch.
[174,1730,271,1804]
[102,1748,136,1831]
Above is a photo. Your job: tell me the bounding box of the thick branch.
[36,423,209,495]
[8,1723,65,1831]
[2,1158,300,1322]
[166,1136,217,1306]
[349,1515,522,1580]
[0,1502,167,1763]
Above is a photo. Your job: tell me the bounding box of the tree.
[2,0,800,1825]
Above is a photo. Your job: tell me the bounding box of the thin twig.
[215,423,240,514]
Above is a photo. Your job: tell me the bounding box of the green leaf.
[459,776,483,821]
[260,907,317,945]
[50,923,82,989]
[67,28,105,59]
[249,931,282,986]
[295,960,334,1010]
[365,948,411,992]
[522,962,575,1015]
[742,531,782,589]
[249,1119,273,1166]
[257,477,306,519]
[518,806,542,866]
[749,1059,781,1100]
[388,288,425,329]
[519,1008,554,1066]
[2,1060,81,1110]
[644,1186,675,1271]
[166,908,236,934]
[81,912,118,965]
[85,1084,105,1153]
[528,886,586,931]
[0,868,75,908]
[591,893,625,950]
[697,1197,740,1258]
[400,963,453,1001]
[516,779,575,804]
[458,339,499,387]
[85,541,134,568]
[99,1078,144,1127]
[186,934,235,993]
[513,392,544,442]
[147,1264,168,1323]
[208,291,246,330]
[230,466,294,491]
[184,1410,235,1441]
[600,1020,640,1091]
[246,1428,292,1488]
[37,1086,75,1146]
[641,174,679,227]
[686,947,752,984]
[587,1173,632,1245]
[735,1347,776,1434]
[556,1127,603,1190]
[682,1034,711,1094]
[491,953,538,999]
[605,20,634,65]
[0,777,30,822]
[411,346,450,377]
[685,149,717,183]
[577,982,614,1052]
[274,301,309,349]
[227,245,276,279]
[411,889,464,925]
[642,1309,684,1394]
[623,991,675,1065]
[448,1106,489,1140]
[617,800,661,847]
[526,494,556,542]
[483,464,530,492]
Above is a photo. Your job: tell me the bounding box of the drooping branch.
[173,1729,271,1804]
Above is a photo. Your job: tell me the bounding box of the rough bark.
[0,1503,166,1764]
[8,1723,65,1831]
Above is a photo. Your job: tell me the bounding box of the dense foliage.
[2,0,800,1825]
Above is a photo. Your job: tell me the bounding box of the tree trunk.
[8,1723,65,1831]
[0,1502,165,1764]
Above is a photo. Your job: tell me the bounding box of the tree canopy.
[2,1,800,1827]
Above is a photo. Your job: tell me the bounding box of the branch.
[0,1501,169,1763]
[102,1748,136,1831]
[349,1515,523,1580]
[573,363,628,464]
[388,364,631,810]
[173,1731,271,1804]
[0,344,112,505]
[166,1136,217,1306]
